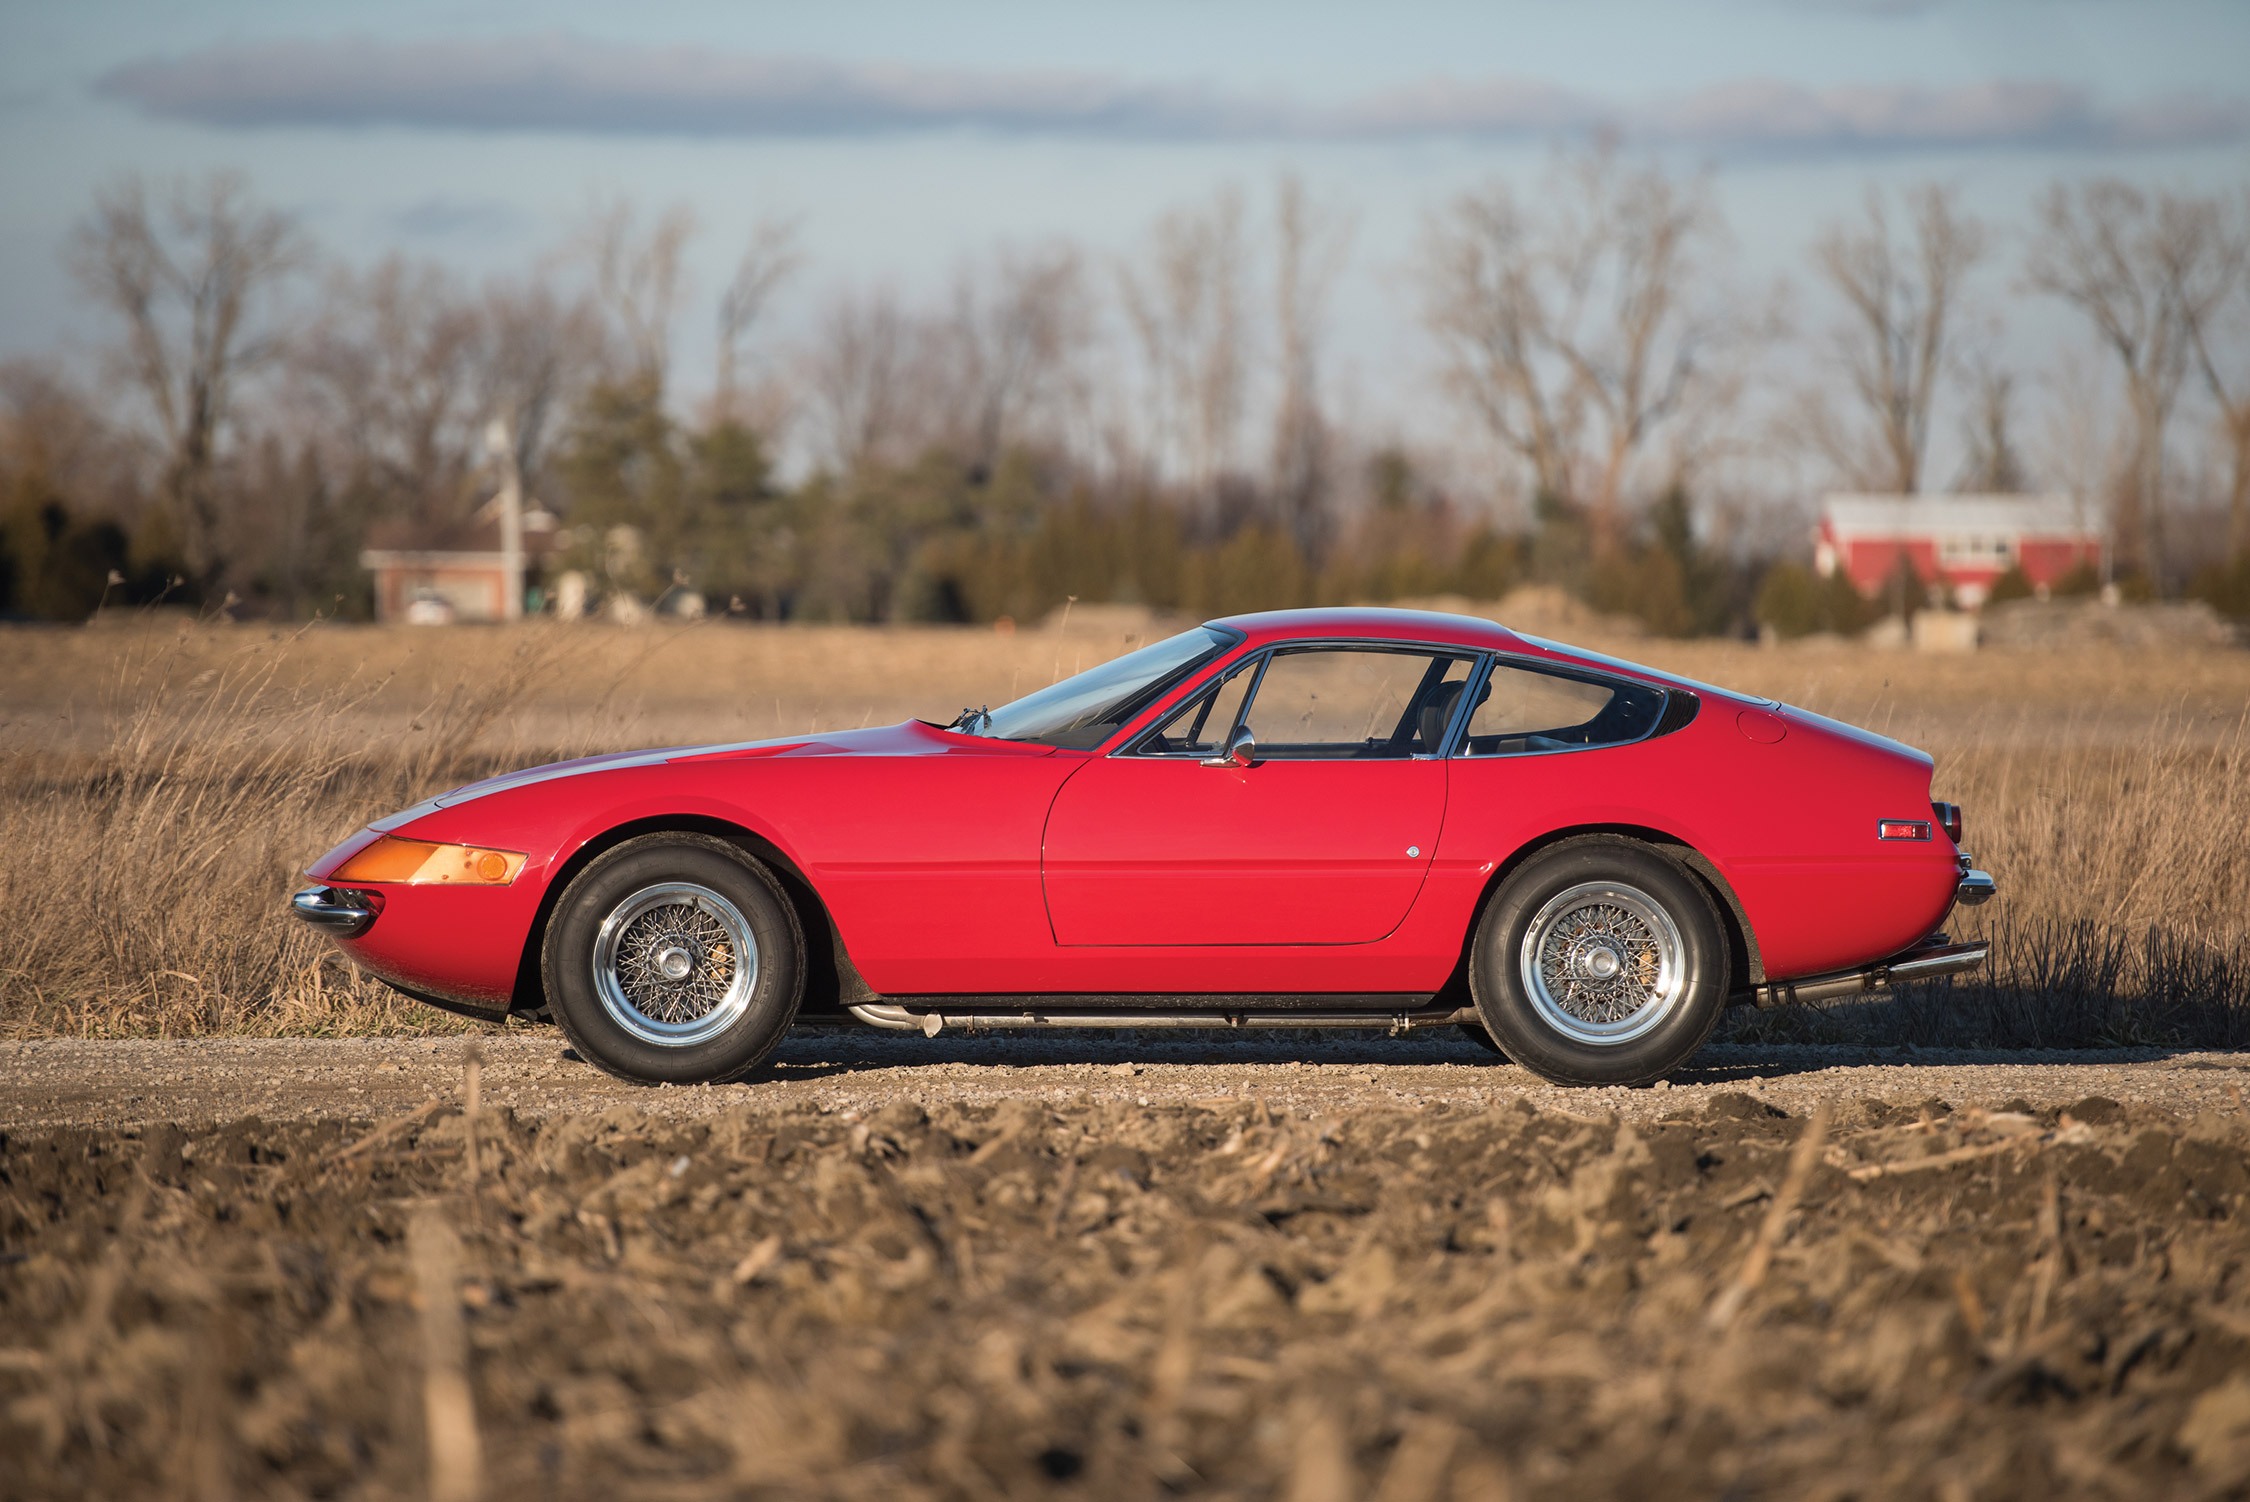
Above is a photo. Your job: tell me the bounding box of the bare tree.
[575,197,696,391]
[1270,174,1355,554]
[715,218,802,417]
[69,171,307,584]
[2027,181,2211,582]
[477,278,611,500]
[1120,189,1249,497]
[291,256,485,525]
[2032,347,2121,548]
[1422,180,1573,511]
[938,245,1092,473]
[2168,190,2250,557]
[291,259,608,524]
[1954,356,2027,494]
[803,290,920,474]
[1811,185,1986,496]
[1422,145,1731,552]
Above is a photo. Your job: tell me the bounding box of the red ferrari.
[292,608,1993,1087]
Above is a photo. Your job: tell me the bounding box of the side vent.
[1649,690,1700,740]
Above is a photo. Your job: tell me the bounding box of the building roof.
[360,509,564,560]
[1821,493,2093,541]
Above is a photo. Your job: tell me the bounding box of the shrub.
[2189,551,2250,621]
[1754,560,1821,638]
[1983,564,2035,606]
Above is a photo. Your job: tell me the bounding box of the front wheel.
[1469,837,1727,1087]
[542,834,804,1085]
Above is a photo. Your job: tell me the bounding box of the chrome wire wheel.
[1517,880,1687,1047]
[590,881,760,1047]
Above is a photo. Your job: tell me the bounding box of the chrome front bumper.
[289,885,378,939]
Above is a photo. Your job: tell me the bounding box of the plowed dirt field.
[7,1036,2250,1500]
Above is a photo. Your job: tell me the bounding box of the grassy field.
[1,605,2245,1042]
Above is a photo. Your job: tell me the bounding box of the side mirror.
[1201,727,1257,769]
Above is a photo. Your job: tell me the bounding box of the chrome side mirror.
[1201,727,1256,768]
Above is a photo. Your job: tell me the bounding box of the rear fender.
[1440,824,1764,1000]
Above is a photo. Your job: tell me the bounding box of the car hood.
[367,721,1038,831]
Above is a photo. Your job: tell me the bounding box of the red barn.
[1814,494,2102,609]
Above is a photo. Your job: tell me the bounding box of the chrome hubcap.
[1579,943,1623,980]
[1519,881,1687,1046]
[591,882,759,1047]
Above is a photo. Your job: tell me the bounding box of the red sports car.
[291,608,1993,1087]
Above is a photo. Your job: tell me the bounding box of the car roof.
[1206,606,1530,652]
[1202,606,1763,706]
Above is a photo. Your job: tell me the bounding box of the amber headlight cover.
[325,835,526,886]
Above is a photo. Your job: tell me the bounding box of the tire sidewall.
[543,835,803,1085]
[1471,838,1727,1086]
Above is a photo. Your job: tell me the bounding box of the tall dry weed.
[1938,708,2250,946]
[0,622,572,1036]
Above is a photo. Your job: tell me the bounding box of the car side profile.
[291,608,1994,1087]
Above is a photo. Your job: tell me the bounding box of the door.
[1041,646,1470,945]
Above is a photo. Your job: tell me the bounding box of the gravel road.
[7,1029,2247,1130]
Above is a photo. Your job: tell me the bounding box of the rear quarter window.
[1458,661,1671,756]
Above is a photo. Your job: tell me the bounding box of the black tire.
[1469,836,1727,1087]
[1457,1023,1511,1059]
[541,834,804,1086]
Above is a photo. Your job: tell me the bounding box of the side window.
[1239,648,1472,759]
[1132,661,1256,757]
[1459,662,1668,756]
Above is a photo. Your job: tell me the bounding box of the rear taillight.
[1879,820,1932,841]
[1930,801,1963,845]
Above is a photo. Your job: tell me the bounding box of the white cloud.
[96,33,2250,155]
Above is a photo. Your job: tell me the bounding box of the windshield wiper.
[949,705,993,736]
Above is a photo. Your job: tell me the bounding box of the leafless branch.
[1812,183,1986,496]
[69,171,307,584]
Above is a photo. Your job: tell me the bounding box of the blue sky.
[4,0,2248,462]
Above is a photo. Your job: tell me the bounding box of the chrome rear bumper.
[289,885,378,939]
[1737,937,1989,1010]
[1956,869,1996,906]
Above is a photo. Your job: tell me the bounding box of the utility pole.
[485,417,524,621]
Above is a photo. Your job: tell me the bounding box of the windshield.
[955,626,1240,748]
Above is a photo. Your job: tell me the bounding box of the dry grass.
[2,612,2246,1042]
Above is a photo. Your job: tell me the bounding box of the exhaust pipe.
[845,935,1992,1029]
[1737,937,1989,1010]
[847,1002,1479,1037]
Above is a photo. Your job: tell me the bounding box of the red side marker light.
[1878,820,1932,841]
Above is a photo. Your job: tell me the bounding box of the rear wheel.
[1470,837,1727,1087]
[542,834,803,1085]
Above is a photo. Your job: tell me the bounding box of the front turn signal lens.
[327,835,526,886]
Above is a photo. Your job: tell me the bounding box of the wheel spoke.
[1517,880,1687,1047]
[591,881,761,1047]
